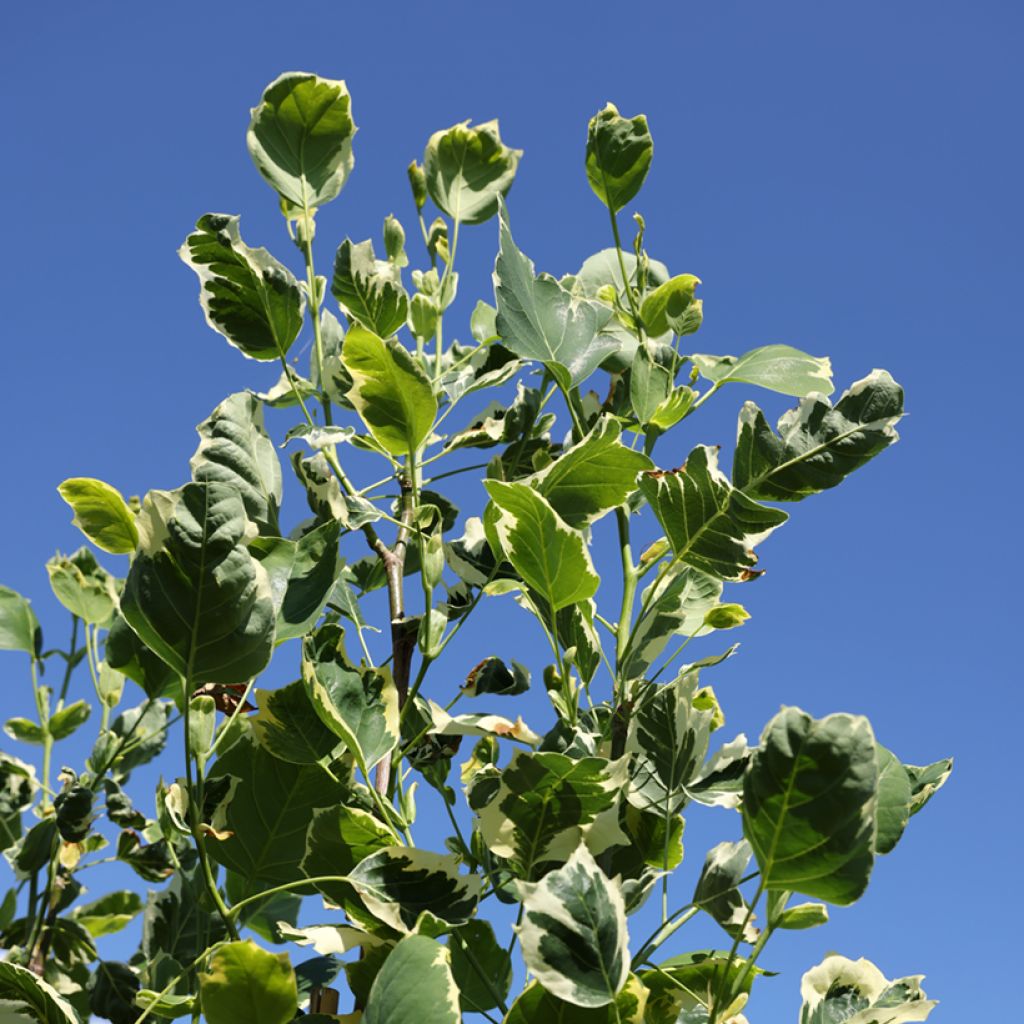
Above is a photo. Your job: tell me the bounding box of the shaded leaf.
[191,392,282,535]
[363,934,460,1024]
[585,103,653,213]
[0,962,80,1024]
[517,844,629,1008]
[46,547,118,624]
[503,975,647,1023]
[448,920,512,1014]
[0,585,41,656]
[72,890,144,938]
[733,370,903,501]
[179,214,304,362]
[121,482,276,685]
[742,707,877,905]
[639,447,787,582]
[252,679,341,765]
[693,840,758,942]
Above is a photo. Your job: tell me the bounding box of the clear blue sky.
[2,1,1020,1019]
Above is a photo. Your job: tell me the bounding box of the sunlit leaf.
[363,934,460,1024]
[799,954,936,1024]
[331,238,409,337]
[57,478,138,554]
[585,103,653,213]
[691,345,833,397]
[198,941,297,1024]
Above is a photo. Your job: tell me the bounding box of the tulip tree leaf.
[348,847,481,933]
[906,758,953,817]
[517,844,629,1008]
[198,940,297,1024]
[57,477,139,554]
[46,548,118,624]
[873,744,914,856]
[638,950,765,1022]
[494,201,617,390]
[483,480,599,611]
[331,239,409,338]
[191,392,282,535]
[639,446,788,582]
[363,934,460,1024]
[179,214,305,362]
[341,326,437,456]
[246,72,356,210]
[691,345,833,398]
[71,891,144,938]
[640,275,700,337]
[692,840,758,942]
[627,671,715,815]
[0,586,41,657]
[252,679,341,765]
[742,707,878,905]
[733,370,904,501]
[301,627,399,775]
[525,417,653,527]
[206,729,348,891]
[120,482,276,685]
[621,566,722,681]
[251,520,343,642]
[476,750,625,879]
[799,954,937,1024]
[0,961,80,1024]
[505,975,648,1023]
[447,920,512,1014]
[585,103,653,213]
[424,120,522,225]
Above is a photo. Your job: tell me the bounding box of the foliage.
[0,73,949,1023]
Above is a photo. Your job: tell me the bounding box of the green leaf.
[448,920,512,1014]
[476,750,626,880]
[72,890,144,938]
[301,803,397,907]
[141,868,227,966]
[743,707,877,905]
[46,547,118,624]
[363,935,460,1024]
[252,679,341,765]
[57,477,138,555]
[585,103,653,213]
[621,566,722,681]
[638,951,764,1023]
[691,344,833,397]
[733,370,904,501]
[331,239,409,337]
[106,611,181,700]
[90,961,140,1024]
[206,728,348,891]
[874,744,914,855]
[341,326,437,456]
[525,417,652,527]
[627,670,715,815]
[693,840,758,942]
[461,656,530,698]
[301,626,399,775]
[0,961,80,1024]
[630,344,673,425]
[179,214,305,362]
[423,120,522,225]
[503,975,648,1023]
[483,480,599,611]
[191,392,282,535]
[247,72,356,210]
[799,954,936,1024]
[0,753,37,853]
[349,846,481,933]
[639,446,788,581]
[4,717,44,744]
[0,585,41,657]
[906,758,953,816]
[640,275,700,336]
[199,941,297,1024]
[774,901,828,930]
[517,843,629,1008]
[251,520,343,642]
[121,482,276,685]
[494,201,617,389]
[49,700,91,741]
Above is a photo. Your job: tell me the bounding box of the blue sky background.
[2,1,1021,1019]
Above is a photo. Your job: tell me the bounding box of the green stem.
[710,878,765,1024]
[299,205,332,426]
[30,660,52,812]
[434,217,461,379]
[614,508,637,678]
[183,694,239,940]
[608,207,643,334]
[226,874,354,921]
[56,616,79,707]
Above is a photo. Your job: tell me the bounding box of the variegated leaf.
[799,955,937,1024]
